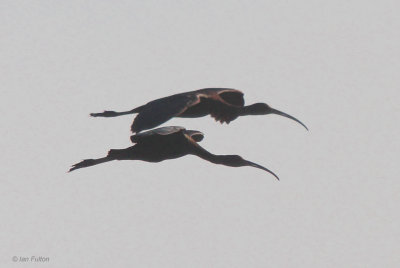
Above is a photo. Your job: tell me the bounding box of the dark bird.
[90,88,308,133]
[69,126,279,180]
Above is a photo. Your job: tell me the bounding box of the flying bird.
[69,126,279,180]
[90,88,308,133]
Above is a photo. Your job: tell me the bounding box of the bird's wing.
[130,126,186,143]
[195,88,245,107]
[183,134,213,156]
[183,129,204,142]
[131,126,204,143]
[216,89,245,107]
[131,93,201,133]
[194,88,245,124]
[208,103,240,124]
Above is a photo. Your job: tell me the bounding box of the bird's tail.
[90,105,144,118]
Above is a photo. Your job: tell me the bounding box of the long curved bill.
[245,160,280,180]
[270,108,308,131]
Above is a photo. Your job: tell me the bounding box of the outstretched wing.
[131,93,200,133]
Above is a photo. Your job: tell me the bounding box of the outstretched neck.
[206,154,227,165]
[190,145,225,165]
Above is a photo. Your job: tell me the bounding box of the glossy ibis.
[69,126,279,180]
[90,88,308,133]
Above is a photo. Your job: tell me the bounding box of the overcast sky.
[1,0,399,267]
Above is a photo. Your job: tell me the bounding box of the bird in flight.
[69,126,279,180]
[90,88,308,133]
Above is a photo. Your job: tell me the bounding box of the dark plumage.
[69,126,279,180]
[90,88,308,133]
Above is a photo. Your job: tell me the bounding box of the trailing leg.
[90,105,144,118]
[69,147,136,172]
[68,157,113,172]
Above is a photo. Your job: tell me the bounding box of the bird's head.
[245,103,308,130]
[221,155,247,167]
[247,103,272,114]
[219,155,280,180]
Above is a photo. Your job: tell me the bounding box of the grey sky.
[1,0,399,267]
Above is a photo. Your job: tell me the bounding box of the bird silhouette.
[69,126,279,180]
[90,88,308,133]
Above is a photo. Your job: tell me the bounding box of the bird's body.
[90,88,308,133]
[69,126,279,180]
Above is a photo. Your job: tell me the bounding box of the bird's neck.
[190,145,224,165]
[208,154,227,165]
[192,147,239,168]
